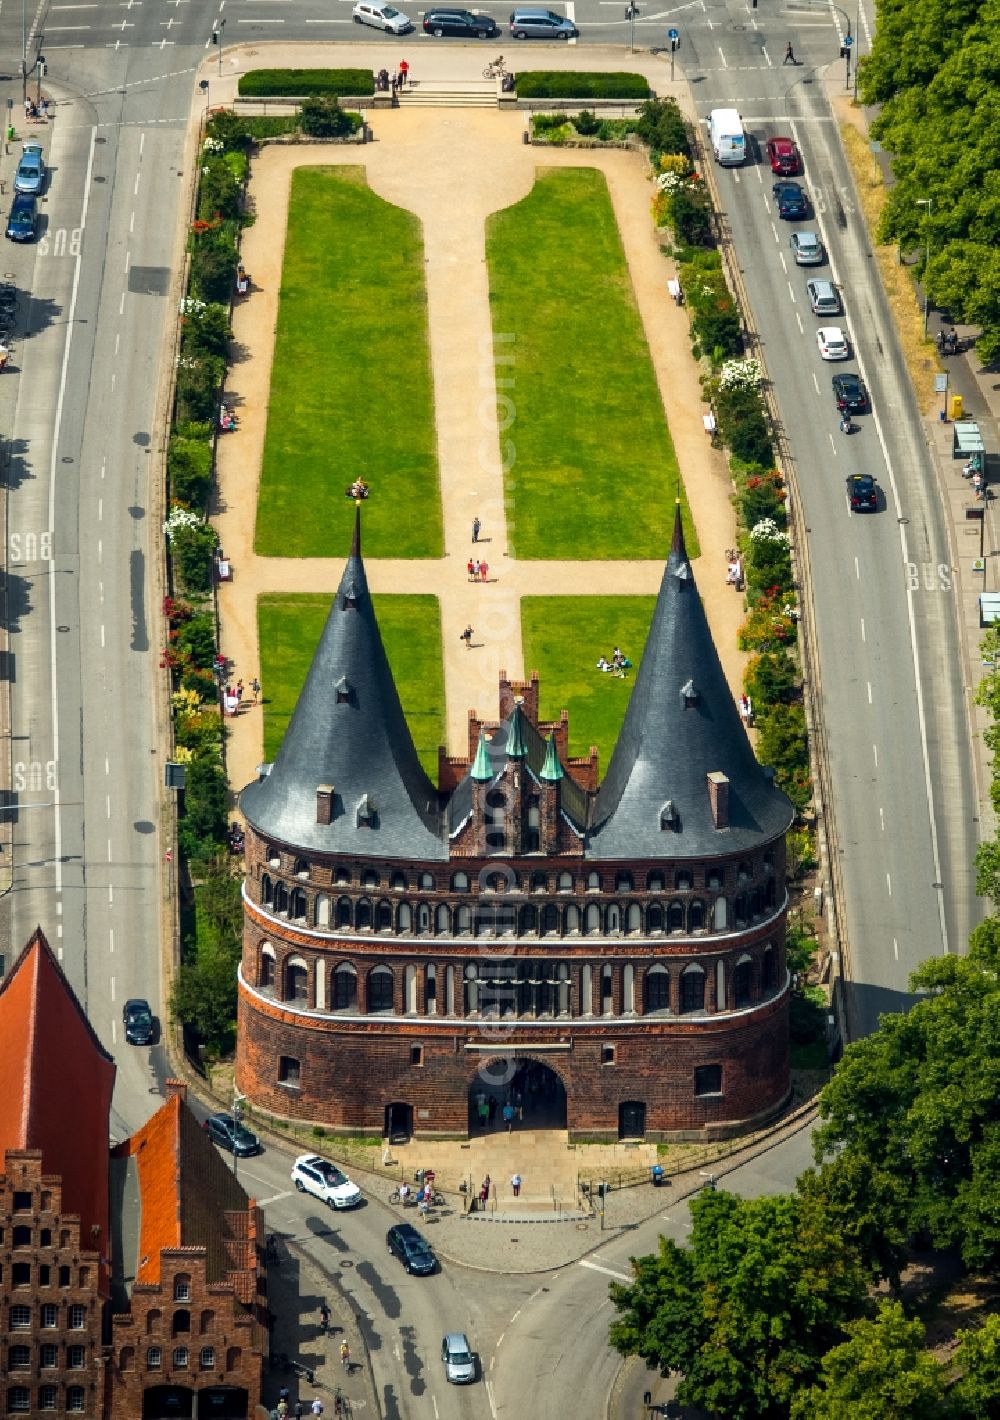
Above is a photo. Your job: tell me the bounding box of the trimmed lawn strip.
[258,594,444,778]
[521,595,656,770]
[487,168,694,559]
[256,167,442,559]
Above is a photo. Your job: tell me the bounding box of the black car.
[846,474,878,512]
[423,7,500,35]
[832,372,868,414]
[204,1113,262,1157]
[5,192,37,242]
[387,1222,437,1275]
[122,997,155,1045]
[772,180,808,219]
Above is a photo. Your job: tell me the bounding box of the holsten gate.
[235,507,794,1142]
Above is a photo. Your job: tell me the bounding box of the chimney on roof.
[165,1080,187,1102]
[316,784,335,825]
[707,772,730,829]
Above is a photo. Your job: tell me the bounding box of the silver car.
[441,1333,476,1384]
[789,230,824,265]
[14,143,45,196]
[806,278,840,316]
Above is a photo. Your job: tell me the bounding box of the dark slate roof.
[590,505,794,859]
[240,509,446,859]
[447,711,589,837]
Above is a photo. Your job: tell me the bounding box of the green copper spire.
[539,731,564,782]
[506,704,528,759]
[471,729,493,782]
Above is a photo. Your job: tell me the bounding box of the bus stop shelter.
[954,420,985,471]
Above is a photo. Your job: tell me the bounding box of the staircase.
[397,79,500,108]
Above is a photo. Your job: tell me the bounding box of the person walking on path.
[250,676,260,704]
[294,1404,304,1420]
[340,1339,351,1371]
[399,58,409,85]
[311,1401,324,1417]
[503,1101,515,1133]
[479,560,489,583]
[319,1302,331,1334]
[511,1172,522,1198]
[472,516,481,543]
[467,558,475,581]
[783,41,795,64]
[472,558,481,580]
[462,624,474,649]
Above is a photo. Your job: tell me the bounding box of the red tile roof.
[0,929,116,1258]
[120,1091,183,1286]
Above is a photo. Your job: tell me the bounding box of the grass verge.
[521,595,656,769]
[258,593,444,777]
[487,168,691,559]
[256,167,442,558]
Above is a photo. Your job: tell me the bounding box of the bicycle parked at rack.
[483,55,508,78]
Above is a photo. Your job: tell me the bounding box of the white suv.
[291,1155,363,1209]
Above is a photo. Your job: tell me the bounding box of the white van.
[708,108,745,166]
[352,0,413,32]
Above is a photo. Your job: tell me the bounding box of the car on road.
[509,7,578,39]
[816,326,849,360]
[423,7,500,35]
[291,1154,363,1209]
[833,371,868,413]
[122,997,155,1045]
[441,1332,476,1383]
[387,1222,437,1275]
[789,230,824,265]
[806,278,841,316]
[14,142,45,196]
[766,135,800,175]
[5,193,37,243]
[352,0,412,32]
[846,473,878,512]
[772,180,808,220]
[203,1113,262,1157]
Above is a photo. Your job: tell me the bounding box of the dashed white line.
[867,681,872,703]
[886,872,892,896]
[255,1189,293,1206]
[860,617,866,642]
[872,742,878,767]
[893,937,899,959]
[578,1259,631,1281]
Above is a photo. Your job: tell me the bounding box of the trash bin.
[950,394,964,421]
[5,126,13,142]
[650,1165,664,1187]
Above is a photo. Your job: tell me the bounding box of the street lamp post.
[831,4,853,90]
[625,2,637,56]
[916,197,933,337]
[213,17,227,78]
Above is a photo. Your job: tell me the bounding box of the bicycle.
[483,55,508,79]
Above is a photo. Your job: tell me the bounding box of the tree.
[299,96,353,138]
[170,519,218,596]
[177,752,229,863]
[951,1314,1000,1417]
[790,1301,946,1419]
[610,1188,870,1418]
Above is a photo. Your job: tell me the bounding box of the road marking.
[886,872,892,897]
[879,805,884,832]
[509,1307,522,1323]
[860,616,866,642]
[854,555,860,579]
[109,927,114,953]
[893,937,899,960]
[872,742,877,767]
[110,974,116,1001]
[867,681,872,703]
[432,1398,439,1419]
[486,1379,498,1420]
[256,1189,293,1205]
[578,1260,631,1281]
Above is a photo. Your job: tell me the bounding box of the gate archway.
[468,1056,567,1132]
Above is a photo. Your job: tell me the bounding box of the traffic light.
[839,45,849,57]
[211,27,219,43]
[671,34,679,50]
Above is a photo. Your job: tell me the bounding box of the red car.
[767,136,800,176]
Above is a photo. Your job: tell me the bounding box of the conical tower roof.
[539,731,564,782]
[590,504,793,858]
[241,508,445,858]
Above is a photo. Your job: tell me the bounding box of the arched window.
[542,903,560,936]
[405,964,418,1014]
[368,966,394,1013]
[646,871,665,892]
[557,871,573,892]
[615,871,634,893]
[261,874,273,906]
[425,963,437,1013]
[622,963,635,1012]
[435,903,451,934]
[336,896,352,928]
[647,903,664,933]
[667,900,685,933]
[644,964,670,1012]
[173,1347,189,1369]
[332,964,357,1011]
[531,871,548,893]
[419,871,434,890]
[266,845,281,869]
[171,1310,190,1337]
[688,899,706,931]
[200,1347,216,1370]
[67,1388,85,1413]
[356,898,373,930]
[315,893,331,928]
[766,877,777,908]
[520,904,538,935]
[273,881,288,915]
[606,904,621,935]
[557,962,571,1014]
[362,868,379,890]
[226,1348,241,1372]
[119,1347,135,1371]
[334,863,351,885]
[455,904,471,935]
[289,888,307,922]
[706,869,723,892]
[259,947,276,992]
[581,962,592,1014]
[601,963,614,1015]
[464,963,479,1014]
[294,858,309,880]
[146,1311,161,1336]
[285,961,308,1003]
[398,902,413,932]
[626,903,642,934]
[751,885,764,918]
[451,871,469,892]
[584,903,601,935]
[675,870,692,892]
[445,964,456,1014]
[761,945,777,991]
[587,871,601,891]
[199,1311,215,1335]
[680,965,705,1013]
[713,896,728,931]
[377,899,394,931]
[416,902,431,934]
[475,903,494,937]
[733,956,753,1008]
[737,861,752,884]
[391,870,407,891]
[733,893,749,927]
[565,903,581,934]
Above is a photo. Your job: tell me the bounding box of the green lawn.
[521,595,657,770]
[486,168,692,559]
[258,593,444,778]
[255,167,442,559]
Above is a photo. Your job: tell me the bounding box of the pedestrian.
[236,678,244,702]
[399,58,409,85]
[271,1409,280,1420]
[251,676,261,704]
[23,97,31,119]
[320,1302,331,1334]
[462,624,474,649]
[479,560,489,583]
[294,1405,304,1420]
[312,1401,325,1418]
[279,1387,291,1405]
[783,40,795,64]
[503,1101,515,1133]
[277,1402,289,1419]
[482,1172,491,1198]
[511,1172,522,1198]
[390,73,398,97]
[472,516,481,543]
[472,558,481,580]
[340,1339,351,1370]
[467,558,475,581]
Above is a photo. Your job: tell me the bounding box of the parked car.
[423,7,499,35]
[816,326,849,360]
[441,1332,476,1383]
[772,180,808,220]
[846,473,878,512]
[806,278,841,316]
[509,7,578,38]
[352,0,412,32]
[5,193,37,242]
[387,1222,437,1275]
[291,1154,363,1209]
[766,135,800,175]
[833,371,868,413]
[122,997,155,1045]
[14,142,45,196]
[789,230,824,265]
[204,1113,262,1157]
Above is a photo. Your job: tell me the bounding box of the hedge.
[515,72,651,99]
[238,68,375,99]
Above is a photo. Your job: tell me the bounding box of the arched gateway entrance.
[467,1056,567,1133]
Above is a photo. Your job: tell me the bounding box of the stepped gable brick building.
[236,505,795,1141]
[0,929,115,1418]
[107,1080,265,1420]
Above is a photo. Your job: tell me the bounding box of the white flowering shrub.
[719,357,763,391]
[164,505,203,541]
[202,137,225,154]
[750,517,790,545]
[180,296,207,318]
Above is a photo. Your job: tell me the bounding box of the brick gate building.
[235,507,795,1141]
